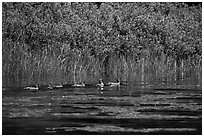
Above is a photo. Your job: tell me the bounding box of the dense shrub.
[2,2,202,87]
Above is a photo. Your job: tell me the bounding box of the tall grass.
[2,42,103,87]
[2,42,202,87]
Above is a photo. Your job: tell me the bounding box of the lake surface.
[2,82,202,135]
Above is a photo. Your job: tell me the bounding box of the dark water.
[2,82,202,135]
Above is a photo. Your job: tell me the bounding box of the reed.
[2,2,201,88]
[2,41,201,87]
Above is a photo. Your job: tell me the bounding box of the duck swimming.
[73,81,85,87]
[54,83,63,88]
[107,79,120,87]
[24,84,39,90]
[96,79,104,87]
[47,83,53,90]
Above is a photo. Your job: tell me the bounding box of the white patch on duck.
[107,79,120,87]
[24,84,39,90]
[54,83,63,88]
[73,81,85,87]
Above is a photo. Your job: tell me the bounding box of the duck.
[96,79,104,87]
[54,83,63,88]
[24,84,39,90]
[47,83,53,90]
[73,81,85,87]
[107,79,120,87]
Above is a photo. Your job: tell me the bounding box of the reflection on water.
[2,80,201,135]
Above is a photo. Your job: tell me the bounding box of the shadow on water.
[2,79,202,135]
